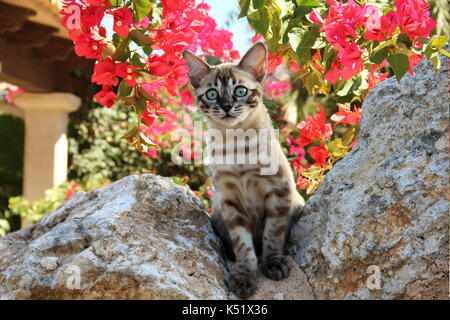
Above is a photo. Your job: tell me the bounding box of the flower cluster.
[314,0,435,84]
[289,102,361,193]
[60,0,239,150]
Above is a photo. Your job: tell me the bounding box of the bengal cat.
[182,43,305,298]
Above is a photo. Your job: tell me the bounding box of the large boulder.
[0,174,313,299]
[287,52,449,299]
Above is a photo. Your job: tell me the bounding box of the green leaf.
[252,0,266,9]
[273,0,295,19]
[397,33,412,48]
[121,124,139,140]
[132,53,145,67]
[109,0,122,7]
[118,79,132,97]
[327,138,348,158]
[143,46,152,56]
[135,96,147,115]
[294,0,322,18]
[288,27,305,51]
[239,0,252,18]
[431,35,447,49]
[297,0,322,6]
[387,53,410,83]
[133,0,151,22]
[370,48,388,65]
[336,78,354,97]
[430,53,441,70]
[247,6,271,38]
[296,24,320,58]
[342,127,356,146]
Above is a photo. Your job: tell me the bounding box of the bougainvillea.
[60,0,447,196]
[60,0,239,151]
[239,0,447,194]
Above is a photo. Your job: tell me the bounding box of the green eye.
[234,86,247,97]
[206,89,218,100]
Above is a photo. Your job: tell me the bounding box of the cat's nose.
[221,97,233,112]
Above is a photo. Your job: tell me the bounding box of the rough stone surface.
[0,174,313,300]
[287,52,449,299]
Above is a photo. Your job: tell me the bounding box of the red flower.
[407,54,423,76]
[92,57,118,86]
[181,89,194,105]
[309,142,329,168]
[267,52,284,73]
[116,63,137,87]
[86,0,111,6]
[142,108,159,125]
[81,6,105,31]
[74,33,105,59]
[95,85,116,108]
[297,106,333,145]
[367,65,388,91]
[330,103,361,127]
[65,183,81,200]
[291,161,310,189]
[113,8,133,38]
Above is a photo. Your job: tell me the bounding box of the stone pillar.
[12,92,81,227]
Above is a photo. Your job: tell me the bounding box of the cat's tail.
[210,212,236,262]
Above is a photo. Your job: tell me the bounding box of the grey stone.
[0,174,314,300]
[288,50,449,299]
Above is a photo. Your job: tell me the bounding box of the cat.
[182,43,305,298]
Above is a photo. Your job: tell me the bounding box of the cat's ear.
[237,42,268,83]
[182,50,211,89]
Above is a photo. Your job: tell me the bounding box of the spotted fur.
[183,43,305,298]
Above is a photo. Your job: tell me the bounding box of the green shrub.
[0,114,24,235]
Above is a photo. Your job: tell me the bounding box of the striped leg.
[222,200,257,298]
[261,193,292,280]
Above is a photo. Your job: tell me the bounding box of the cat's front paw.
[227,266,257,299]
[261,255,291,280]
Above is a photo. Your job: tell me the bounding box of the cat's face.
[182,43,268,127]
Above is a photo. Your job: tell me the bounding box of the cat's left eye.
[234,86,248,97]
[206,89,218,100]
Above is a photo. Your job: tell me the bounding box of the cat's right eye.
[206,89,218,100]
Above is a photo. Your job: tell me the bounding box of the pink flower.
[337,41,363,72]
[308,8,325,24]
[5,87,23,107]
[395,0,436,40]
[265,80,292,99]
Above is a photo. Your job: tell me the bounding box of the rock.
[0,174,314,300]
[287,51,449,299]
[39,257,59,271]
